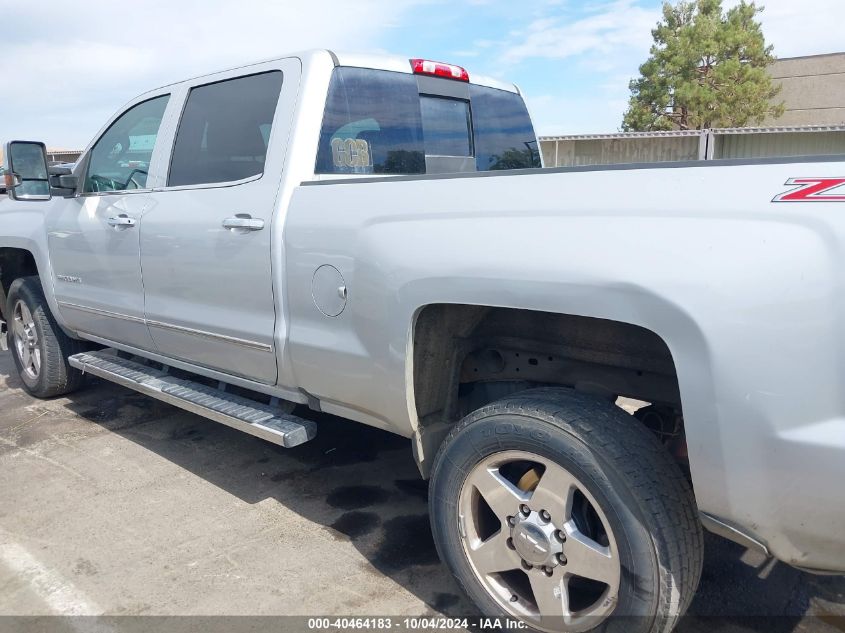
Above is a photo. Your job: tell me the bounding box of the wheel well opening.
[0,248,39,317]
[412,305,687,469]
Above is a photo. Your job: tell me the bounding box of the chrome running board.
[68,351,316,448]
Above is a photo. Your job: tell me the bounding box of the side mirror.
[3,141,51,201]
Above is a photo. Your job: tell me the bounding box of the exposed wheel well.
[412,305,686,473]
[0,248,39,318]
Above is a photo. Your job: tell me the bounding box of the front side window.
[84,95,169,193]
[168,71,284,187]
[316,68,425,175]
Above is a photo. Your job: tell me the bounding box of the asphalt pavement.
[0,352,843,633]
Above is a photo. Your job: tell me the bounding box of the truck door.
[139,59,300,385]
[47,93,173,351]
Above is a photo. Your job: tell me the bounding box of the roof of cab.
[142,49,520,96]
[329,50,520,94]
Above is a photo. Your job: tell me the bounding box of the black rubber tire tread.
[429,387,704,633]
[6,276,87,398]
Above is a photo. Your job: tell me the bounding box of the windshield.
[316,67,540,176]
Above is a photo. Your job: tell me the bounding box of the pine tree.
[622,0,784,131]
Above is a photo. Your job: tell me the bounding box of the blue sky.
[1,0,842,149]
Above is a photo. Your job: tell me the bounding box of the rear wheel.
[429,388,703,633]
[7,277,87,398]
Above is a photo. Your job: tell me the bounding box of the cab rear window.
[315,68,425,175]
[470,85,541,171]
[420,96,472,157]
[316,67,540,176]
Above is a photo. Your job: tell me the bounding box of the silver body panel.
[49,193,155,350]
[137,58,302,384]
[283,158,845,576]
[2,50,845,573]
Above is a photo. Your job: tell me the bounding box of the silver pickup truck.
[1,49,844,632]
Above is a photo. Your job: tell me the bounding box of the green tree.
[622,0,784,131]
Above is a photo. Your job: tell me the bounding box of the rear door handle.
[107,214,137,228]
[222,215,265,232]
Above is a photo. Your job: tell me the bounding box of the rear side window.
[470,85,540,171]
[316,68,425,175]
[168,71,283,187]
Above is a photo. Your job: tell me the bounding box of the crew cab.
[1,50,844,632]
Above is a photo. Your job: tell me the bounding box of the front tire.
[429,388,702,633]
[7,277,86,398]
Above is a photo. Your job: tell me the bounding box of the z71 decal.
[773,178,845,202]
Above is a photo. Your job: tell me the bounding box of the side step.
[68,351,316,448]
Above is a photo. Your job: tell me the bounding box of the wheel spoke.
[31,349,41,374]
[469,466,528,520]
[12,318,25,339]
[467,531,521,576]
[530,465,578,521]
[21,347,32,369]
[20,304,33,326]
[564,524,618,587]
[529,570,569,620]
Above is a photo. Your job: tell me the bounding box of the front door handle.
[107,214,136,228]
[222,215,265,232]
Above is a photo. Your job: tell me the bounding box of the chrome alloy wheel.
[12,300,41,380]
[458,450,621,632]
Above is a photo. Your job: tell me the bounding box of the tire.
[6,277,87,398]
[429,387,703,633]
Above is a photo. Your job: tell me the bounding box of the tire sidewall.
[430,409,662,633]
